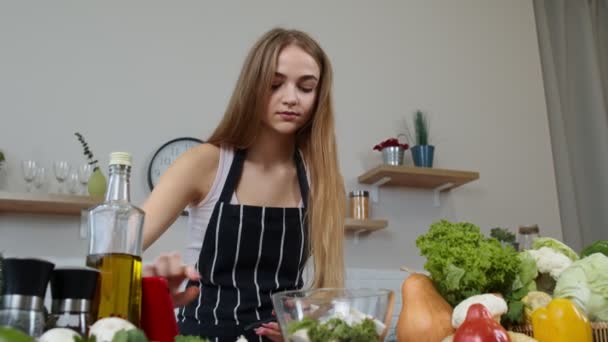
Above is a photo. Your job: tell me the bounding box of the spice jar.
[518,224,540,251]
[349,190,370,220]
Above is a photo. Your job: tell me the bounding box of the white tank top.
[184,146,234,266]
[183,146,307,266]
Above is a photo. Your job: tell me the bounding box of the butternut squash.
[397,273,454,342]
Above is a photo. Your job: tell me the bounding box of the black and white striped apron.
[178,148,309,342]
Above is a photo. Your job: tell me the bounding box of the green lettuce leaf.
[416,220,520,306]
[581,240,608,258]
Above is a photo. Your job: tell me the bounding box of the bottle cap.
[349,190,370,197]
[1,258,55,297]
[109,152,132,166]
[518,224,539,235]
[50,267,100,301]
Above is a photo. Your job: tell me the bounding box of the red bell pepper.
[454,303,510,342]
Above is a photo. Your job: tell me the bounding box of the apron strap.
[218,148,246,203]
[218,148,310,208]
[294,150,309,209]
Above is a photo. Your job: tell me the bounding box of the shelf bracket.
[352,229,368,244]
[80,209,89,240]
[370,176,391,203]
[433,182,454,207]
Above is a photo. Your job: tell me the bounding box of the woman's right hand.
[143,253,201,307]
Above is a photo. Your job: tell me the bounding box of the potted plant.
[75,133,106,197]
[405,110,434,167]
[490,227,519,250]
[373,138,409,166]
[0,150,6,190]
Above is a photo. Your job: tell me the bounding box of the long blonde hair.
[207,28,345,288]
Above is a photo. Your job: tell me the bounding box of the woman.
[142,28,345,341]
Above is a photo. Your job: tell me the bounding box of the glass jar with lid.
[517,224,540,251]
[349,190,370,220]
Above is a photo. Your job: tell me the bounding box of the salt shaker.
[0,258,55,337]
[517,224,540,251]
[46,267,99,336]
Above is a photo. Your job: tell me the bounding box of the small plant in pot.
[405,110,434,167]
[373,138,409,166]
[0,150,6,190]
[75,132,106,197]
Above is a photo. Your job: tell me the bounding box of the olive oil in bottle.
[86,253,142,324]
[87,152,145,326]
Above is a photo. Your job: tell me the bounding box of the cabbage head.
[532,237,579,261]
[553,253,608,321]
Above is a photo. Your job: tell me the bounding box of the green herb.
[74,335,97,342]
[503,299,525,324]
[74,132,100,171]
[288,317,378,342]
[0,150,5,163]
[413,110,430,145]
[416,220,521,306]
[490,227,516,244]
[288,316,318,335]
[112,329,149,342]
[581,240,608,258]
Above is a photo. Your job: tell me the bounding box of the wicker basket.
[510,322,608,341]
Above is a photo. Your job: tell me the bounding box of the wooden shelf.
[358,165,479,206]
[358,165,479,190]
[345,218,388,232]
[0,191,103,216]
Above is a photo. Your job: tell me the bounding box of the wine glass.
[21,160,38,192]
[53,161,70,193]
[78,163,94,195]
[33,167,47,193]
[67,170,80,194]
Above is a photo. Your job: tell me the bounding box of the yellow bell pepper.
[531,298,592,342]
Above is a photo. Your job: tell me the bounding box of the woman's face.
[262,44,320,136]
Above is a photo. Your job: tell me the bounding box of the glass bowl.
[271,288,395,342]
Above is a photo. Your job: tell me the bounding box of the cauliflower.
[532,237,578,261]
[88,317,136,342]
[452,294,508,328]
[39,328,80,342]
[521,291,552,323]
[324,301,386,335]
[526,247,572,280]
[291,329,311,342]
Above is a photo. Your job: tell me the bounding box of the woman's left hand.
[254,322,284,342]
[142,253,201,307]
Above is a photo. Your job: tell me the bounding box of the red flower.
[373,138,409,151]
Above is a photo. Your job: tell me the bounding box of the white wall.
[0,0,561,272]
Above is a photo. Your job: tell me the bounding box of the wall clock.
[147,137,203,191]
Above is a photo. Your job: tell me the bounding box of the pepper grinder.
[0,258,55,337]
[47,267,99,336]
